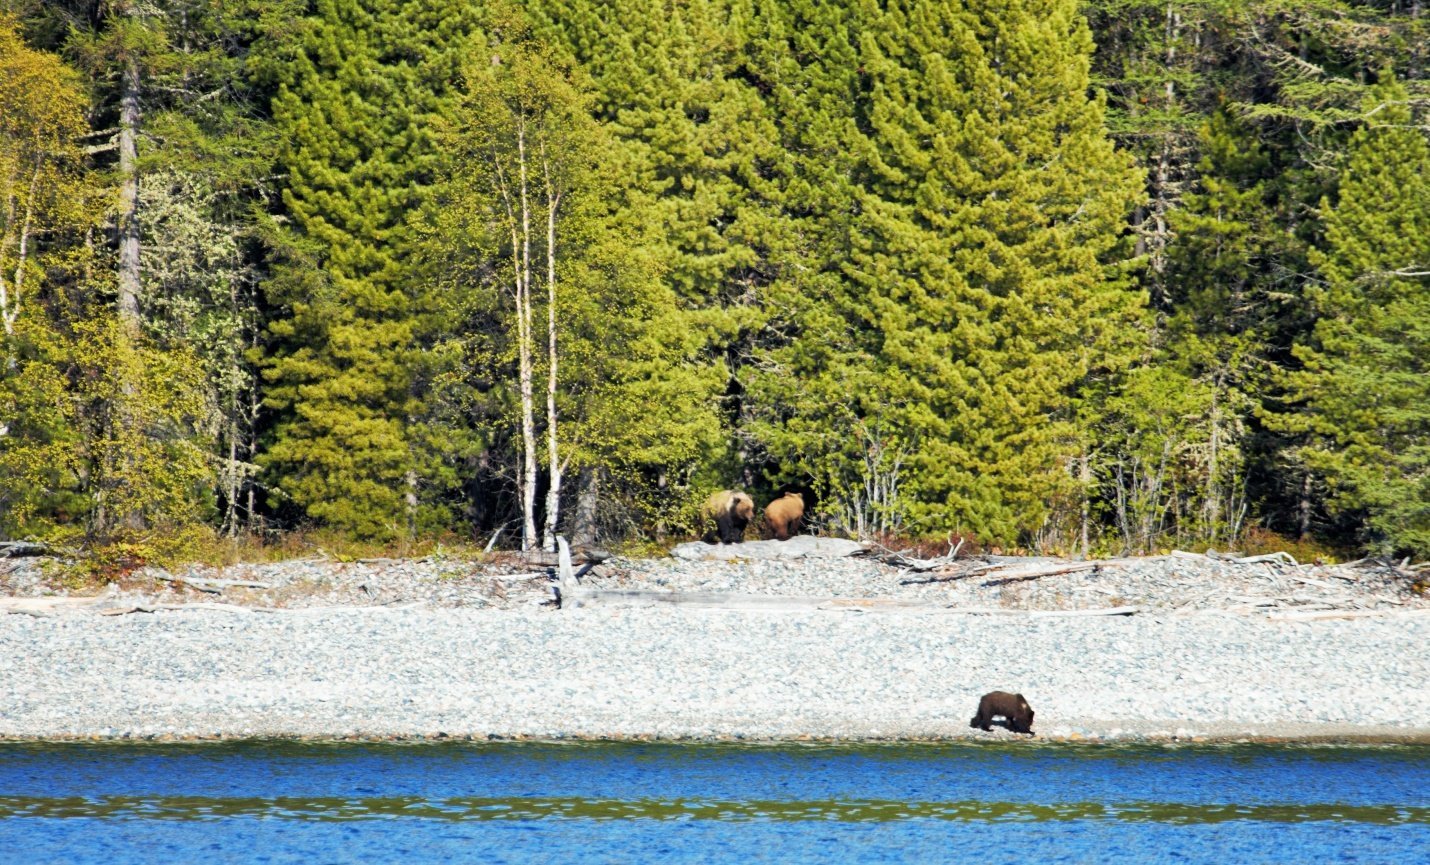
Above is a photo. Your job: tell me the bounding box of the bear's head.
[733,493,755,521]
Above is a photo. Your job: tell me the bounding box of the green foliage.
[532,0,787,484]
[754,0,1144,544]
[0,316,87,537]
[1270,76,1430,556]
[255,0,480,539]
[430,5,725,538]
[0,0,1425,561]
[72,318,216,542]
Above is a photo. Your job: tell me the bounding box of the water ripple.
[0,795,1425,824]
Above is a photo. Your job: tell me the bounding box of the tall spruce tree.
[2,3,223,548]
[799,0,1145,544]
[739,0,883,531]
[1271,76,1430,555]
[255,0,478,539]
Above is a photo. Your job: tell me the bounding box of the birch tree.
[450,21,592,551]
[0,17,88,369]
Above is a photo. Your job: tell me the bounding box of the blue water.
[0,741,1426,863]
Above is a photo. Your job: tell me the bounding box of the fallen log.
[978,562,1098,586]
[557,588,938,613]
[0,596,106,614]
[1267,608,1430,622]
[669,537,868,562]
[98,602,263,616]
[557,587,1139,617]
[169,576,273,593]
[1228,551,1300,566]
[1029,605,1140,618]
[0,541,59,558]
[901,563,1002,584]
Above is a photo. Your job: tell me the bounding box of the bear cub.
[970,691,1035,735]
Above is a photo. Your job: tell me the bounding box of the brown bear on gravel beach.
[703,490,756,544]
[763,492,805,540]
[971,691,1035,735]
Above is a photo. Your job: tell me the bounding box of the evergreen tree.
[740,0,886,531]
[1,9,217,551]
[1271,75,1430,555]
[254,0,479,539]
[789,0,1144,544]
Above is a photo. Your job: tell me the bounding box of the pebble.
[0,548,1425,742]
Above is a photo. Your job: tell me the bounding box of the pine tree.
[254,0,478,539]
[1271,75,1430,555]
[796,0,1145,544]
[739,0,879,529]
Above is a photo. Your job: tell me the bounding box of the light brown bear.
[763,492,805,541]
[970,691,1035,735]
[703,490,756,544]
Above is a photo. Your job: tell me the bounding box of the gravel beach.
[2,547,1427,743]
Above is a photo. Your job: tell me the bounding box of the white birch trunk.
[516,121,539,552]
[540,151,563,553]
[490,122,536,552]
[1,156,42,411]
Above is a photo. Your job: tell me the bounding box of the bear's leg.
[716,514,734,544]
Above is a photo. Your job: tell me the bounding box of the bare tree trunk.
[540,151,563,552]
[246,352,261,534]
[1411,1,1423,81]
[516,121,538,552]
[655,470,668,540]
[225,413,239,537]
[490,122,536,552]
[405,468,418,550]
[117,54,142,336]
[1,157,41,340]
[1078,447,1091,559]
[569,467,600,549]
[1297,473,1313,540]
[1141,2,1184,309]
[1204,386,1221,541]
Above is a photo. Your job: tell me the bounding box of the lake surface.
[0,740,1426,863]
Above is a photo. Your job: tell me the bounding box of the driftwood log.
[169,576,273,593]
[556,587,1139,616]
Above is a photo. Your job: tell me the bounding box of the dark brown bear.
[763,492,805,541]
[704,490,756,544]
[970,691,1035,735]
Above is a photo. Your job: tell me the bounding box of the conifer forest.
[1,1,1426,560]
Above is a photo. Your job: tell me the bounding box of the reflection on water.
[1,741,1426,864]
[1,794,1427,825]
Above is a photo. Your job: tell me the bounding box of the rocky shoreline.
[2,545,1427,743]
